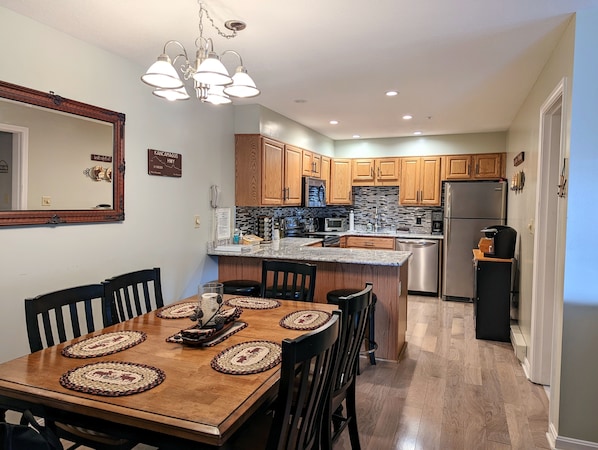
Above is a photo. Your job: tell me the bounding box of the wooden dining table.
[0,296,336,448]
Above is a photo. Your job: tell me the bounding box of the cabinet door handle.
[377,166,381,177]
[468,163,472,176]
[475,163,479,174]
[371,167,374,178]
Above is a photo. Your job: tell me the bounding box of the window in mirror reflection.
[0,99,113,211]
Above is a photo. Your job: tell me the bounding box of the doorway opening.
[529,78,567,391]
[0,125,28,210]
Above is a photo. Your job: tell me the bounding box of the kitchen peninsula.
[208,238,411,361]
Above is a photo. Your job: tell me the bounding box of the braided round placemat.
[61,331,146,359]
[211,340,282,375]
[59,361,165,397]
[279,310,332,331]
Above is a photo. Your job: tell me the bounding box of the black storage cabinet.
[474,257,512,342]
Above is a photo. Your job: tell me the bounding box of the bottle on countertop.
[349,210,355,231]
[233,228,241,244]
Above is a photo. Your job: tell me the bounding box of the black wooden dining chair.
[102,267,164,325]
[260,260,317,302]
[25,284,105,353]
[24,284,136,450]
[225,311,341,450]
[322,283,374,450]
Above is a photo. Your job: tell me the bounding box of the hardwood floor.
[334,294,551,450]
[6,295,550,450]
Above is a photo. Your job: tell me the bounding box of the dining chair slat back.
[322,282,374,450]
[24,283,136,450]
[260,260,317,302]
[267,311,340,450]
[102,267,164,325]
[25,283,104,353]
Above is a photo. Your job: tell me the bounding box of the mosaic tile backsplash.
[235,185,444,236]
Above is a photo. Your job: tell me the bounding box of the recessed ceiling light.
[352,134,361,139]
[402,114,413,120]
[329,120,339,125]
[413,131,423,135]
[385,91,398,97]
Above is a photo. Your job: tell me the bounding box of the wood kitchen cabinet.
[329,158,353,205]
[351,158,399,186]
[320,156,331,204]
[399,156,441,206]
[344,235,396,250]
[302,150,321,178]
[443,153,505,180]
[235,134,302,206]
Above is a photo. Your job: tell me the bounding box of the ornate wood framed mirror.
[0,80,124,226]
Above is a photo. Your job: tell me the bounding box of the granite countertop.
[208,237,411,267]
[307,230,444,240]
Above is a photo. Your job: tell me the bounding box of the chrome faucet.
[374,207,380,232]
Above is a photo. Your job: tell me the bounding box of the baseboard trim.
[521,355,532,380]
[510,324,527,362]
[554,433,598,449]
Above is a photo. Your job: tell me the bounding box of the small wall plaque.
[148,149,182,178]
[91,154,112,163]
[513,152,525,167]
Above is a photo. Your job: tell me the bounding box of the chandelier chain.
[199,3,237,41]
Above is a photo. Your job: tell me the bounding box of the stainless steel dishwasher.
[396,238,439,295]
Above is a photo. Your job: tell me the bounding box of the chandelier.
[141,1,260,105]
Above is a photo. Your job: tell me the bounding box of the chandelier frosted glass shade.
[204,85,232,105]
[192,53,233,86]
[141,55,184,89]
[153,86,190,101]
[223,67,260,98]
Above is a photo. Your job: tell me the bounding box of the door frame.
[0,123,28,210]
[528,78,567,386]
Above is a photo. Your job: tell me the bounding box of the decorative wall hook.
[84,165,112,182]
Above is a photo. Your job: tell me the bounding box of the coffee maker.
[431,211,443,235]
[480,225,517,258]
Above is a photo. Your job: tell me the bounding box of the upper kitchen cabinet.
[329,158,353,205]
[320,156,331,204]
[351,158,400,186]
[399,156,441,206]
[235,135,302,206]
[302,149,322,178]
[443,153,505,180]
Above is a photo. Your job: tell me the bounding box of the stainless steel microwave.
[302,177,326,207]
[324,217,348,232]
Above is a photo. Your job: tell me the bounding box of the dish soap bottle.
[349,210,355,231]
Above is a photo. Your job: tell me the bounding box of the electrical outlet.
[416,217,422,225]
[194,215,201,228]
[42,196,51,206]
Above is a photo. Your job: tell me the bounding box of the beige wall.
[234,104,335,156]
[335,132,506,158]
[505,16,575,370]
[0,7,235,363]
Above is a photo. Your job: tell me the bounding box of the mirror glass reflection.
[0,98,113,211]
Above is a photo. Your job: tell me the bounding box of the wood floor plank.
[330,295,551,450]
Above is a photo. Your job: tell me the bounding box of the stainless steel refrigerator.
[442,181,507,301]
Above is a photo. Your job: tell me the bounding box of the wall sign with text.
[148,149,182,178]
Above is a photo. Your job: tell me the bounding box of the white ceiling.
[2,0,597,140]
